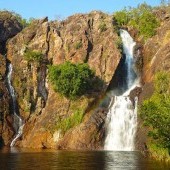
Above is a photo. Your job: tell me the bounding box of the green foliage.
[56,109,84,134]
[48,62,95,99]
[74,41,82,49]
[12,11,36,28]
[11,12,29,28]
[113,3,160,39]
[11,11,36,28]
[24,49,43,62]
[140,72,170,152]
[98,22,107,32]
[148,143,170,162]
[114,9,129,26]
[137,11,159,39]
[0,10,29,28]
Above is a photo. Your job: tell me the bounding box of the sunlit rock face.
[142,9,170,84]
[6,11,122,149]
[0,11,22,54]
[0,11,22,147]
[136,8,170,152]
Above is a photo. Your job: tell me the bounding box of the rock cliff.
[3,7,168,151]
[0,11,22,147]
[142,7,170,84]
[136,7,170,153]
[6,11,121,149]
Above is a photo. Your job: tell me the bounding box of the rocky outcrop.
[0,54,11,147]
[0,11,22,147]
[0,11,22,54]
[6,11,121,149]
[142,8,170,84]
[56,107,108,150]
[137,7,170,152]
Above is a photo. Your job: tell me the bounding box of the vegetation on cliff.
[48,62,95,99]
[0,10,31,28]
[114,3,160,39]
[1,2,169,155]
[24,49,43,63]
[56,109,84,134]
[140,71,170,161]
[98,22,107,32]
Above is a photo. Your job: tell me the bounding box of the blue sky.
[0,0,161,20]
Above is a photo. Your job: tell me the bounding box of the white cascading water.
[104,30,140,151]
[7,64,24,147]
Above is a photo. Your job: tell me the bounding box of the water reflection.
[0,148,169,170]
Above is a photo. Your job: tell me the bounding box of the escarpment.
[0,11,22,54]
[143,15,170,77]
[139,7,170,101]
[0,7,169,161]
[0,11,22,147]
[6,11,122,149]
[134,7,170,155]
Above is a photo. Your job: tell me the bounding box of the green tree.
[48,62,95,99]
[113,3,160,39]
[114,9,130,26]
[138,11,159,39]
[140,72,170,150]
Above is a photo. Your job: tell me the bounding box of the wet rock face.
[7,18,50,120]
[6,11,122,149]
[129,87,142,105]
[0,79,11,147]
[0,54,6,79]
[0,11,23,147]
[133,43,143,76]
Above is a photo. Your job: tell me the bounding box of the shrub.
[137,11,159,39]
[148,143,170,162]
[48,62,95,99]
[24,49,43,62]
[140,72,170,151]
[56,109,84,134]
[98,22,107,32]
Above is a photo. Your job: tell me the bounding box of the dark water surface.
[0,148,169,170]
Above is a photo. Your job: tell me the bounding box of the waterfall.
[7,64,24,147]
[120,30,136,89]
[104,30,140,151]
